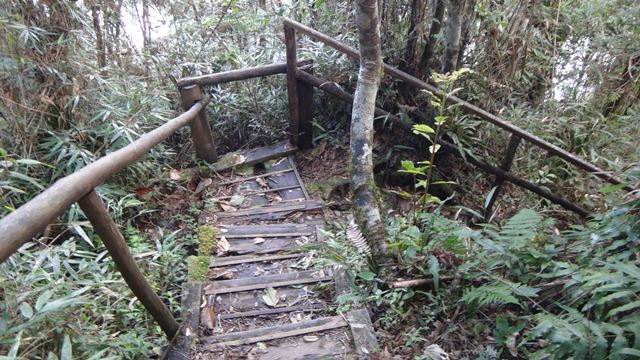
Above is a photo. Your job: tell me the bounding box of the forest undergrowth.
[1,0,638,358]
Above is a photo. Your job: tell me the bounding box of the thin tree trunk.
[456,0,476,69]
[441,0,464,73]
[91,5,107,68]
[400,0,426,74]
[418,0,445,78]
[351,0,389,263]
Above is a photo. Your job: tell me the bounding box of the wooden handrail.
[0,97,209,263]
[283,17,633,192]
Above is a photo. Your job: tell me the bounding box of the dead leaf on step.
[262,287,279,307]
[208,268,234,280]
[253,237,265,244]
[256,177,268,188]
[303,335,319,342]
[218,202,235,212]
[254,266,265,276]
[217,236,230,255]
[200,305,216,330]
[194,178,213,195]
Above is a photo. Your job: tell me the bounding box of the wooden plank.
[289,155,311,200]
[212,185,302,201]
[219,303,325,320]
[227,237,298,255]
[202,315,348,346]
[268,157,307,200]
[204,270,333,295]
[218,168,294,185]
[210,253,303,268]
[211,200,323,219]
[485,134,522,219]
[219,232,313,239]
[220,224,314,235]
[297,67,314,149]
[210,140,298,172]
[346,309,378,356]
[215,288,309,312]
[180,85,216,163]
[254,332,352,360]
[206,269,330,290]
[164,282,202,360]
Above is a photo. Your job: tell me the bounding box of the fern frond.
[496,208,543,245]
[347,219,372,257]
[461,283,520,307]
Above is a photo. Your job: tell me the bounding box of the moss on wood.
[187,256,210,282]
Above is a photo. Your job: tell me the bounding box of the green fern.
[461,283,520,308]
[495,208,544,245]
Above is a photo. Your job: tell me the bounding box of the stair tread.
[204,269,333,295]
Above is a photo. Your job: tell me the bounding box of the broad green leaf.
[8,330,22,358]
[598,183,627,194]
[19,302,33,319]
[428,255,440,290]
[358,271,376,281]
[35,290,53,311]
[60,334,72,360]
[607,300,640,318]
[412,124,435,134]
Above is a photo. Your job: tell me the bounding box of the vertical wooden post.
[297,66,314,149]
[77,190,179,339]
[284,25,301,146]
[485,134,522,219]
[180,85,217,163]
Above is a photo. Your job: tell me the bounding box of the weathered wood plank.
[206,269,330,291]
[289,155,311,200]
[220,223,314,235]
[219,303,326,320]
[227,237,298,255]
[268,156,306,200]
[212,185,302,201]
[346,309,378,356]
[220,231,313,239]
[215,288,309,312]
[210,253,303,268]
[210,140,297,172]
[164,282,203,360]
[206,200,323,221]
[218,168,294,185]
[202,315,348,346]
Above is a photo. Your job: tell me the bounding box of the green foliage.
[461,284,520,308]
[197,225,219,255]
[187,256,210,283]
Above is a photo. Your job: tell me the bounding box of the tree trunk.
[418,0,445,78]
[91,5,107,68]
[441,0,464,73]
[400,0,426,74]
[351,0,389,264]
[456,0,476,69]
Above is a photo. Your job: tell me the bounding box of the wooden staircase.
[165,143,377,359]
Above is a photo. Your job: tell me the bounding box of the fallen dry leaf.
[208,268,234,280]
[256,177,268,188]
[217,236,230,255]
[219,202,235,212]
[194,178,213,195]
[303,335,319,342]
[253,237,265,244]
[200,305,216,330]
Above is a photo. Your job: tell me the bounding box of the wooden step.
[204,269,332,295]
[210,253,303,268]
[200,200,323,223]
[211,140,297,172]
[218,303,327,320]
[219,223,315,236]
[201,315,348,347]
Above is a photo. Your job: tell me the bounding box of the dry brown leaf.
[208,268,234,280]
[217,236,230,255]
[200,305,216,330]
[256,177,268,188]
[253,237,265,244]
[194,178,213,195]
[169,169,182,181]
[303,335,319,342]
[219,202,235,212]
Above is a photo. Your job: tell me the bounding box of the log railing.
[0,97,213,339]
[282,17,635,216]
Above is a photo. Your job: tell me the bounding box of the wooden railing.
[281,17,635,217]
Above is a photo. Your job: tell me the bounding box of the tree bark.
[91,5,107,68]
[441,0,464,74]
[400,0,426,74]
[456,0,476,69]
[351,0,389,263]
[418,0,445,78]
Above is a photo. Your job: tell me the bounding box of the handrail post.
[284,24,307,148]
[485,134,522,219]
[180,85,217,163]
[297,65,314,149]
[77,190,179,339]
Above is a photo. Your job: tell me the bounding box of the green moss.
[187,255,210,282]
[197,225,219,255]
